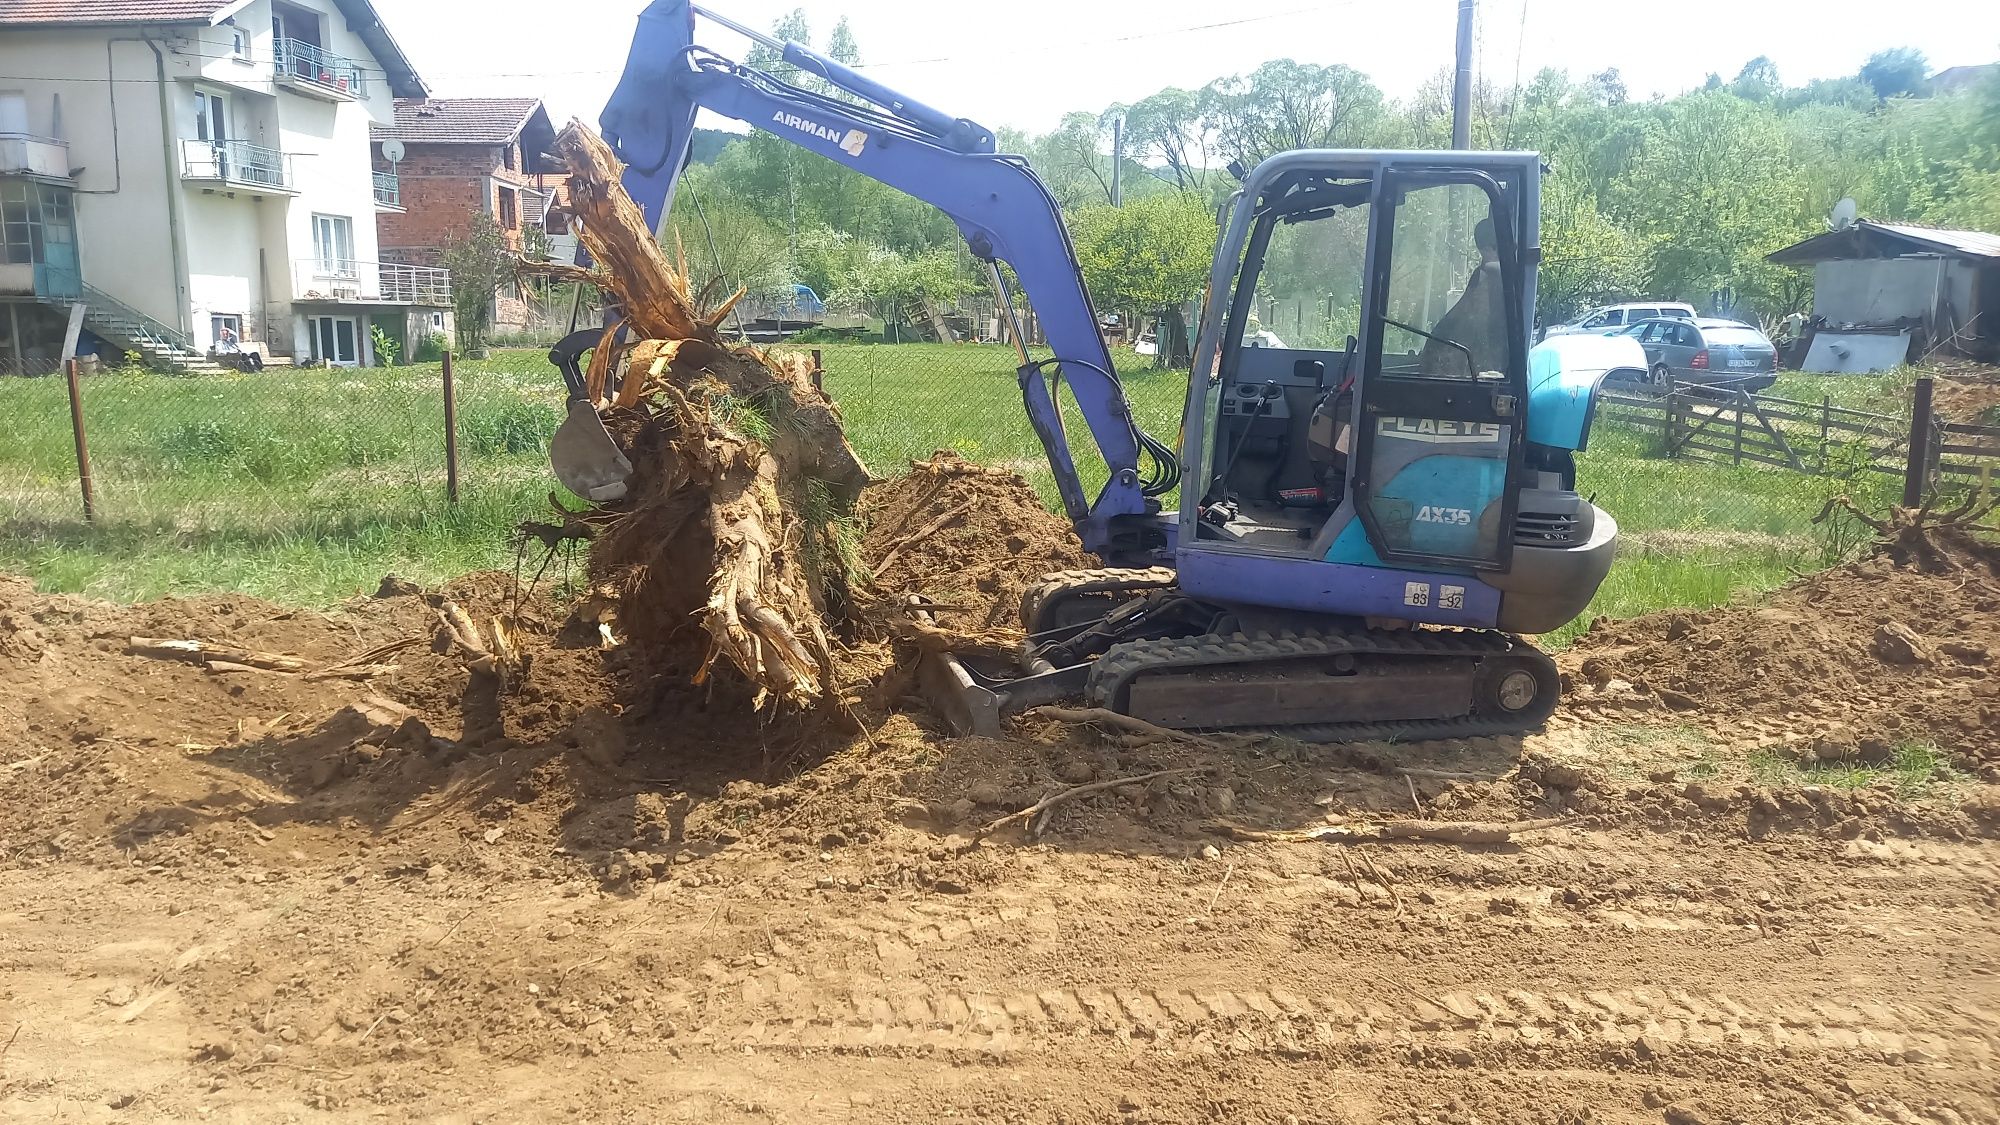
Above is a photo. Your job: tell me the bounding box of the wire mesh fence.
[3,341,1984,616]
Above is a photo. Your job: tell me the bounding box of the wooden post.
[442,351,461,505]
[64,358,96,522]
[1902,376,1935,508]
[1732,392,1745,465]
[810,348,824,395]
[1820,395,1831,473]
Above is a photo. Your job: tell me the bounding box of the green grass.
[1749,742,1962,796]
[1768,367,1914,413]
[0,342,1881,636]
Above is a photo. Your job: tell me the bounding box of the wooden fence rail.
[1596,376,2000,499]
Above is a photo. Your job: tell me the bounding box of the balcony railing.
[273,38,367,98]
[0,132,70,178]
[180,138,294,192]
[372,169,400,208]
[294,259,452,306]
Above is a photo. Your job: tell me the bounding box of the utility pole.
[1109,115,1124,206]
[1451,0,1474,149]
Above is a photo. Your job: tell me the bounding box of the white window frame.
[311,213,355,277]
[310,315,360,367]
[211,313,243,348]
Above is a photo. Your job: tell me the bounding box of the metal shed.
[1766,220,2000,371]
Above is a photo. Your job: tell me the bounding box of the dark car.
[1619,317,1778,391]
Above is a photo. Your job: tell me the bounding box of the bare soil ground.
[4,481,1998,1123]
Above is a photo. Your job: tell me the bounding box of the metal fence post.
[1901,376,1935,508]
[811,348,824,395]
[64,358,96,522]
[442,350,461,505]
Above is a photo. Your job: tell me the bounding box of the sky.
[382,0,2000,136]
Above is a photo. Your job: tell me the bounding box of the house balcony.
[373,169,403,211]
[181,138,297,196]
[0,132,72,179]
[273,38,367,101]
[294,259,451,306]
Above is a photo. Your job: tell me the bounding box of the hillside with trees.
[662,12,2000,333]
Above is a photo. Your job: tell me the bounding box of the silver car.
[1620,317,1777,391]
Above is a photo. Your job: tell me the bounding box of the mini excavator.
[551,1,1633,741]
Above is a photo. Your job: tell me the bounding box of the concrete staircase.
[62,286,225,374]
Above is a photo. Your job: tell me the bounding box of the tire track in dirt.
[685,977,1998,1063]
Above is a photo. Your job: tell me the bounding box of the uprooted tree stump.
[533,122,873,713]
[1814,492,2000,575]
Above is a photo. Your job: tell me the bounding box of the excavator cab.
[1172,152,1614,636]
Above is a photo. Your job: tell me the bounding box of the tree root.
[1205,817,1575,847]
[972,767,1212,843]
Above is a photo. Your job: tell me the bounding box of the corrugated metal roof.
[0,0,231,24]
[1867,221,2000,259]
[1767,220,2000,265]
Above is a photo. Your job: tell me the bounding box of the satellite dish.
[381,138,406,164]
[1831,197,1858,230]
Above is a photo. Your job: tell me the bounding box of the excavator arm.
[586,1,1176,555]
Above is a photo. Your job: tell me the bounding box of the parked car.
[1543,301,1698,339]
[1619,317,1778,391]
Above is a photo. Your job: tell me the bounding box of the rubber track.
[1020,567,1178,632]
[1087,627,1559,743]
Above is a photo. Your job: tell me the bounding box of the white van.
[1544,301,1698,339]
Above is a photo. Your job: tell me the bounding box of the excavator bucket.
[546,328,635,502]
[550,400,634,502]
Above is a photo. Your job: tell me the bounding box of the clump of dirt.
[1563,532,2000,770]
[859,451,1093,630]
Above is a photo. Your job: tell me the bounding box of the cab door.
[1348,170,1528,571]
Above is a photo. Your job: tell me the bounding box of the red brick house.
[371,97,567,332]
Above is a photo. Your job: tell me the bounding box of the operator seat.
[1418,217,1506,379]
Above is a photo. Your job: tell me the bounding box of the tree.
[1069,193,1217,366]
[1201,60,1386,167]
[438,213,510,358]
[1585,68,1628,107]
[667,168,793,305]
[1537,170,1643,325]
[825,17,859,65]
[1121,87,1213,194]
[1860,48,1929,100]
[831,246,975,335]
[1731,56,1780,102]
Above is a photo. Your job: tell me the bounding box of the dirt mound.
[859,451,1093,630]
[1562,537,2000,769]
[1928,359,2000,426]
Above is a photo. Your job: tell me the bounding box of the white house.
[0,0,452,372]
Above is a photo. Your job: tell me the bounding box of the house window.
[311,213,354,275]
[1,181,42,265]
[498,187,518,230]
[0,91,27,134]
[229,26,250,60]
[502,143,517,172]
[431,311,445,330]
[211,314,243,348]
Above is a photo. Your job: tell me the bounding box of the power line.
[418,1,1365,80]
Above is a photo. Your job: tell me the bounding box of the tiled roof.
[0,0,231,24]
[375,98,546,145]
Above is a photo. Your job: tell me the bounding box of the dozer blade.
[551,400,634,503]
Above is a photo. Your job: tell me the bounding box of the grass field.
[0,344,1903,640]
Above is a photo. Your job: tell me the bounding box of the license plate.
[1729,358,1756,367]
